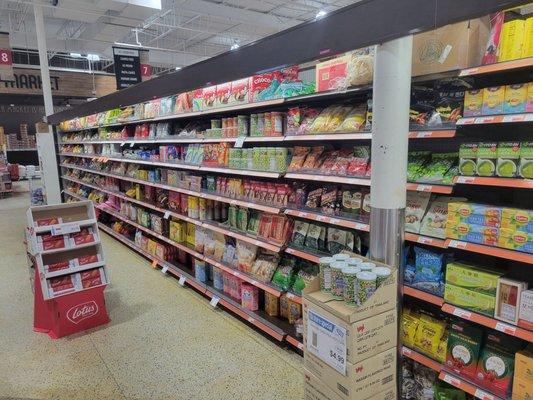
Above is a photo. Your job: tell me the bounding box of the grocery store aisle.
[0,184,303,400]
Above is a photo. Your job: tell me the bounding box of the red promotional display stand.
[27,201,110,339]
[33,267,109,338]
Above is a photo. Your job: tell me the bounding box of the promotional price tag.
[210,296,220,308]
[452,307,472,319]
[456,176,475,184]
[234,137,245,148]
[163,211,170,219]
[494,321,515,335]
[178,276,186,286]
[441,373,460,387]
[121,142,126,147]
[51,223,81,236]
[130,142,135,148]
[306,310,347,375]
[161,266,168,274]
[474,388,494,400]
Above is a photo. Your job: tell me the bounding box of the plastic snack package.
[271,257,297,290]
[236,240,258,273]
[405,192,431,233]
[287,146,311,171]
[301,146,324,170]
[335,105,367,132]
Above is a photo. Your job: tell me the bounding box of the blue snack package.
[413,246,443,284]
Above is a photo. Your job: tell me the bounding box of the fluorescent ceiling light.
[69,52,82,58]
[87,54,100,61]
[175,66,181,70]
[315,10,327,19]
[230,43,240,50]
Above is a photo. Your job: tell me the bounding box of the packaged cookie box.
[445,222,499,246]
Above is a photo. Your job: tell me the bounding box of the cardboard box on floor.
[304,348,396,400]
[412,17,489,76]
[303,299,397,364]
[304,368,396,400]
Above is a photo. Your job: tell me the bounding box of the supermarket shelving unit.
[47,1,532,396]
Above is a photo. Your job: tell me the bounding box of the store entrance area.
[0,184,302,400]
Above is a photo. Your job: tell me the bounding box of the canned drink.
[342,266,359,306]
[374,266,392,287]
[359,262,376,271]
[318,256,334,292]
[332,254,350,262]
[356,271,377,305]
[330,261,347,300]
[347,257,363,267]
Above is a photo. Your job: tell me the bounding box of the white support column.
[369,35,413,267]
[369,35,413,399]
[33,0,61,204]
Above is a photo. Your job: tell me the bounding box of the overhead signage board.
[113,47,142,90]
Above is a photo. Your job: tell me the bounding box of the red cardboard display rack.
[27,201,110,338]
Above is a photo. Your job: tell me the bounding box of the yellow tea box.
[444,283,496,317]
[463,89,483,117]
[501,207,533,233]
[504,83,528,114]
[445,262,502,295]
[523,17,533,58]
[527,83,533,113]
[482,86,505,115]
[499,19,525,61]
[498,228,532,253]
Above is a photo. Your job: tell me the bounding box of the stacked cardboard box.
[512,345,533,400]
[302,255,398,400]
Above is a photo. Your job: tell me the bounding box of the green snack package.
[496,142,520,178]
[476,142,497,177]
[459,143,478,176]
[407,151,431,182]
[520,141,533,179]
[237,207,248,231]
[419,153,458,183]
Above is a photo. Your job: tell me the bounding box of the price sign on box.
[306,310,347,375]
[51,223,81,236]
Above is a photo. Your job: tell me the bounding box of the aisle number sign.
[306,310,347,375]
[0,32,14,81]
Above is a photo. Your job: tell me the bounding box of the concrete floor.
[0,181,303,400]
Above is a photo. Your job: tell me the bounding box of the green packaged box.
[496,142,520,178]
[476,142,498,177]
[445,321,483,381]
[459,143,478,176]
[275,148,288,173]
[520,141,533,179]
[445,262,503,295]
[444,283,496,316]
[267,148,277,172]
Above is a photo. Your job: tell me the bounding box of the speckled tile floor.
[0,182,303,400]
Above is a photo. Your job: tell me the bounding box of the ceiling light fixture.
[175,66,181,70]
[69,52,82,58]
[230,43,240,50]
[315,10,327,19]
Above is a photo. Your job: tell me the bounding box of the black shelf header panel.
[48,0,529,124]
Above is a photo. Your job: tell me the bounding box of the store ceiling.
[0,0,357,71]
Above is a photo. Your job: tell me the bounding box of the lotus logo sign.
[67,301,98,324]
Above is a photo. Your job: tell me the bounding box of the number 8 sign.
[0,49,12,65]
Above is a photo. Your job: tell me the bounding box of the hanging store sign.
[0,67,115,97]
[0,32,14,81]
[113,47,142,89]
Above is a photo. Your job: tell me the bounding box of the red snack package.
[42,238,66,251]
[71,233,95,246]
[35,217,62,227]
[82,277,103,289]
[80,268,101,281]
[47,261,70,272]
[77,254,100,266]
[49,275,75,291]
